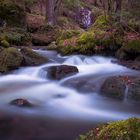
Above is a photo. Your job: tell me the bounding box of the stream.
[0,50,140,140]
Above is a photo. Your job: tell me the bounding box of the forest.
[0,0,140,140]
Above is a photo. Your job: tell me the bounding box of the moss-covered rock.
[77,118,140,140]
[116,39,140,60]
[0,0,26,27]
[123,39,140,53]
[0,39,9,48]
[58,32,95,55]
[47,41,58,50]
[90,15,109,31]
[0,47,23,73]
[20,48,48,66]
[0,28,31,46]
[32,25,60,46]
[57,29,81,43]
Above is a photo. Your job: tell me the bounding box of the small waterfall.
[124,85,129,102]
[77,8,92,29]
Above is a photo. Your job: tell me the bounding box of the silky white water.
[0,50,140,122]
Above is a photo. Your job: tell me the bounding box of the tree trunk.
[46,0,55,25]
[45,0,62,25]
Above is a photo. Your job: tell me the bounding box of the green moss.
[77,32,95,54]
[90,15,109,31]
[0,0,26,27]
[56,16,70,27]
[77,118,140,140]
[47,42,58,50]
[63,0,82,10]
[57,29,80,43]
[0,39,9,48]
[58,32,95,55]
[0,29,31,46]
[123,40,140,53]
[0,47,23,72]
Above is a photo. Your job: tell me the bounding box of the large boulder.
[20,48,48,66]
[100,76,126,100]
[0,47,23,73]
[127,77,140,101]
[47,65,79,80]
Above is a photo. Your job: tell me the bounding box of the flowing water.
[0,50,140,140]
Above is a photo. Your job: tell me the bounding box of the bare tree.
[45,0,62,25]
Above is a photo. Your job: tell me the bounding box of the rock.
[114,60,140,71]
[20,48,48,66]
[100,76,126,100]
[32,25,60,46]
[0,28,31,46]
[10,99,33,107]
[116,39,140,60]
[62,76,99,93]
[47,41,58,50]
[0,47,23,73]
[116,48,130,60]
[47,65,79,80]
[0,40,10,48]
[127,77,140,101]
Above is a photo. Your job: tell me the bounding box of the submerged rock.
[0,47,23,73]
[10,99,33,107]
[20,48,48,66]
[100,76,126,100]
[47,65,79,80]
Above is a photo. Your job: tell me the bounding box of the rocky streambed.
[0,50,140,140]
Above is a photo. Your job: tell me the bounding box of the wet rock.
[21,48,48,66]
[114,60,140,71]
[10,99,33,107]
[100,76,126,100]
[47,65,79,80]
[127,77,140,101]
[0,47,23,73]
